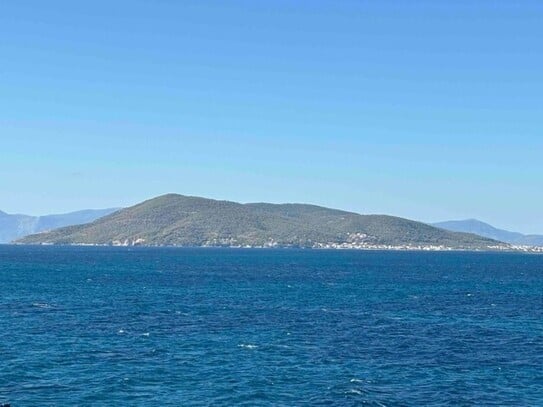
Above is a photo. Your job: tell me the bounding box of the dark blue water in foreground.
[1,247,542,406]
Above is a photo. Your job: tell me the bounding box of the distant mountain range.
[17,194,504,250]
[433,219,543,246]
[0,208,120,243]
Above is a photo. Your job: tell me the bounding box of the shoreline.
[6,242,543,254]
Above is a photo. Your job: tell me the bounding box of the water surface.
[1,246,542,405]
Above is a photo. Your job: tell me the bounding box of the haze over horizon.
[2,1,542,234]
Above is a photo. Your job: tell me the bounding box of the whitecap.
[238,344,258,349]
[142,332,150,337]
[346,389,363,395]
[32,302,51,309]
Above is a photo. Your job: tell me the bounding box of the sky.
[1,1,542,233]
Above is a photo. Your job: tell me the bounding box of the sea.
[0,246,542,406]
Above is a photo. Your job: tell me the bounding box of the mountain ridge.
[432,219,543,246]
[17,194,505,250]
[0,208,120,243]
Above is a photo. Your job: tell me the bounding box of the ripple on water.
[0,247,542,405]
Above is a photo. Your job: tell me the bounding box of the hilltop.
[16,194,505,250]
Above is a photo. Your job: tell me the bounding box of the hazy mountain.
[433,219,543,246]
[17,194,503,250]
[0,208,120,243]
[0,211,36,244]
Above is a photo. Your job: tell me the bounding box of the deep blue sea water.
[1,246,542,406]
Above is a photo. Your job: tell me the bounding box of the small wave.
[238,344,258,349]
[32,302,52,309]
[346,388,364,395]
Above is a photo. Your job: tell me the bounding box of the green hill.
[16,194,506,250]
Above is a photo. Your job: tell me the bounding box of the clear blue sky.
[1,1,542,233]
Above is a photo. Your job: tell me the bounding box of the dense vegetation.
[18,194,503,249]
